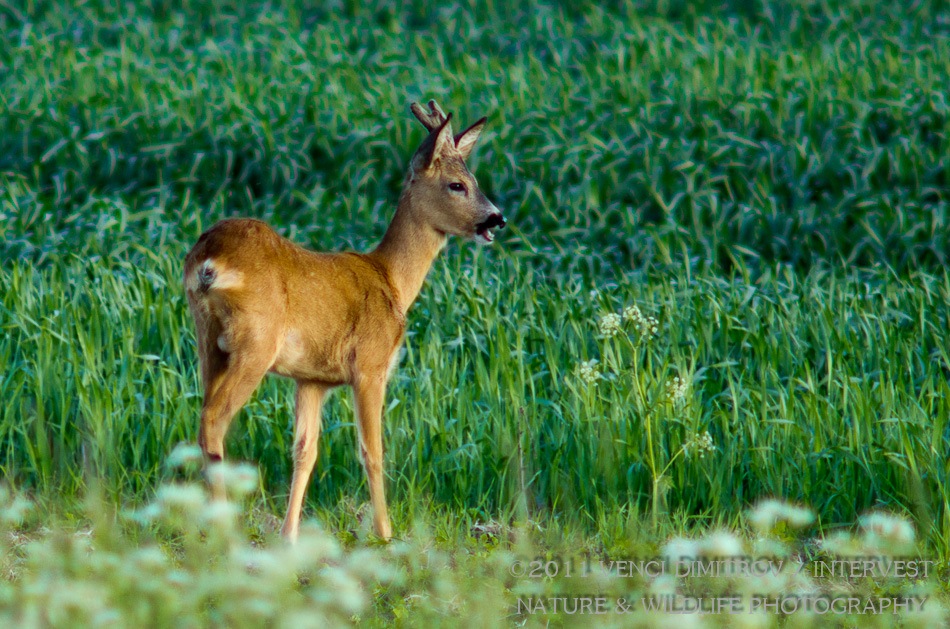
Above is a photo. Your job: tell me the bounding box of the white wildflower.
[166,442,204,470]
[683,430,715,459]
[662,536,700,565]
[650,574,678,596]
[641,314,659,338]
[156,484,206,514]
[700,531,744,558]
[294,524,344,564]
[201,500,240,527]
[902,598,946,628]
[817,531,864,557]
[665,374,689,405]
[232,547,287,580]
[576,359,602,386]
[131,546,168,572]
[0,493,32,525]
[622,304,659,337]
[597,312,622,337]
[622,304,644,324]
[752,536,788,558]
[314,566,367,616]
[747,499,814,533]
[859,511,915,550]
[206,462,259,497]
[130,502,163,524]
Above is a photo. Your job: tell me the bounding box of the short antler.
[410,99,488,158]
[410,100,449,132]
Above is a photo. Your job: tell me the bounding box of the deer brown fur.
[183,100,505,541]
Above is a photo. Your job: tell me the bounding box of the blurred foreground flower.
[156,484,206,513]
[859,511,915,551]
[166,443,204,470]
[207,462,259,497]
[0,485,32,525]
[700,531,744,558]
[747,499,814,533]
[662,536,701,564]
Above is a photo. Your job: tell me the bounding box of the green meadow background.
[1,0,950,623]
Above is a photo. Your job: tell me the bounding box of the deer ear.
[454,117,486,160]
[411,114,454,173]
[432,114,455,159]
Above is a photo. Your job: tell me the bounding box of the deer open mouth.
[475,214,506,244]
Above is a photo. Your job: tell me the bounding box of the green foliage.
[2,0,950,622]
[3,252,950,554]
[0,482,944,627]
[2,0,949,272]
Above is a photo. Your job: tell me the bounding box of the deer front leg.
[353,374,392,540]
[280,381,327,542]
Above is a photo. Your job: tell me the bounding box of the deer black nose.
[484,213,506,230]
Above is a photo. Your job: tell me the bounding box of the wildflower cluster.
[622,304,644,324]
[575,359,602,385]
[682,430,716,459]
[664,375,689,406]
[622,304,659,338]
[652,509,938,625]
[747,499,815,533]
[859,511,916,549]
[597,312,622,338]
[165,442,203,470]
[819,511,917,557]
[592,304,660,342]
[642,315,659,337]
[662,530,745,565]
[0,485,32,526]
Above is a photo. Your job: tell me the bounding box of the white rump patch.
[185,260,208,292]
[189,259,244,292]
[210,262,244,290]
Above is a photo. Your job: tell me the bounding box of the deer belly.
[269,329,346,382]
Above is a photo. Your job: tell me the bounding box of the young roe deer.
[183,100,506,541]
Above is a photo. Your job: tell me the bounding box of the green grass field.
[2,0,950,625]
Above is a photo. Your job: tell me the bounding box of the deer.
[183,100,506,541]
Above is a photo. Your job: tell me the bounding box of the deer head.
[406,100,506,244]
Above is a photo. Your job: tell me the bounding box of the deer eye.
[448,182,467,193]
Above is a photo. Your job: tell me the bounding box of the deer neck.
[371,191,447,314]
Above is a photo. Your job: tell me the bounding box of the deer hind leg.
[353,374,392,540]
[280,381,327,542]
[196,320,277,500]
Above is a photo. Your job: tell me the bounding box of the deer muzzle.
[475,212,507,243]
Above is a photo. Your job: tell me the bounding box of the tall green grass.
[2,0,949,273]
[1,2,950,619]
[3,253,949,553]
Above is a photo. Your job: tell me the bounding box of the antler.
[410,100,449,132]
[410,98,487,160]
